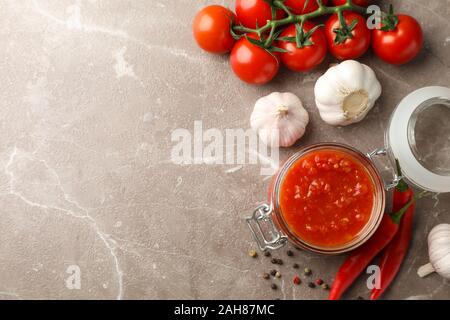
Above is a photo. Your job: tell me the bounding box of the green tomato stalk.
[232,0,368,50]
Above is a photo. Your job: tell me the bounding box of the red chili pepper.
[370,200,415,300]
[328,214,398,299]
[392,180,414,212]
[370,163,415,300]
[328,196,416,300]
[391,160,414,212]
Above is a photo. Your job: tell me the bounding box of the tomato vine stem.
[233,0,367,48]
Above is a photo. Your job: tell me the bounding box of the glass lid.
[386,86,450,193]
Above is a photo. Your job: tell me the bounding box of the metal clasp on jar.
[366,148,403,191]
[246,203,287,251]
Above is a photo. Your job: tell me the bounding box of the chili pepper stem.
[394,159,409,192]
[417,262,435,277]
[390,191,428,224]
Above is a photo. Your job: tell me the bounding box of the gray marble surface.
[0,0,449,300]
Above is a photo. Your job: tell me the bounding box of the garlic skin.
[250,92,309,148]
[314,60,382,126]
[417,224,450,279]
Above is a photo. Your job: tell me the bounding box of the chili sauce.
[279,149,375,248]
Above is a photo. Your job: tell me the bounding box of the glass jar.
[247,86,450,254]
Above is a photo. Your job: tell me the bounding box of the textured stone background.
[0,0,449,299]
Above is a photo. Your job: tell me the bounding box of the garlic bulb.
[417,224,450,279]
[250,92,309,148]
[314,60,382,126]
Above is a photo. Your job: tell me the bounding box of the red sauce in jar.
[279,149,374,248]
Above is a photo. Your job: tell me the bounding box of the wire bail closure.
[366,147,402,191]
[246,203,287,251]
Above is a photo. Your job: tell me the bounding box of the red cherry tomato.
[278,22,327,72]
[235,0,285,29]
[284,0,329,15]
[230,36,280,84]
[372,15,423,65]
[324,12,371,60]
[332,0,370,7]
[193,5,236,54]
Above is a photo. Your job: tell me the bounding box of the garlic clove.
[361,64,382,100]
[314,75,343,105]
[317,108,347,126]
[336,60,367,92]
[278,117,305,147]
